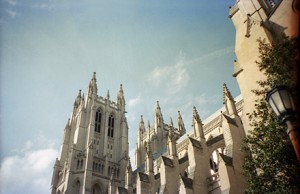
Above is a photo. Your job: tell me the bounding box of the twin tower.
[51,72,247,194]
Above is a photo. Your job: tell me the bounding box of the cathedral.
[51,0,298,193]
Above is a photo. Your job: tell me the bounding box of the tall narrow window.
[95,109,102,133]
[80,159,83,169]
[107,114,114,138]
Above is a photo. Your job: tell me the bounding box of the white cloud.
[31,3,55,11]
[128,95,142,109]
[5,0,17,6]
[187,46,234,65]
[148,51,189,94]
[6,9,16,18]
[127,95,142,123]
[0,140,59,194]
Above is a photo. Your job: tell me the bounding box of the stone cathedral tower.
[51,72,130,194]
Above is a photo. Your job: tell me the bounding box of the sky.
[0,0,239,193]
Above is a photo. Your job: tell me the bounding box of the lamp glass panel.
[280,90,292,110]
[269,98,280,116]
[288,94,296,111]
[270,91,285,114]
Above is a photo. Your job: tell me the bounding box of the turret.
[117,84,125,108]
[192,107,205,141]
[88,72,98,98]
[177,111,186,134]
[223,83,238,116]
[167,118,177,159]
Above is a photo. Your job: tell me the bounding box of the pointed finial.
[155,101,163,119]
[169,118,174,138]
[193,106,202,123]
[139,115,145,132]
[106,90,110,99]
[110,169,114,181]
[117,84,125,106]
[223,83,234,104]
[88,72,98,95]
[118,84,124,96]
[177,110,185,133]
[127,159,132,171]
[141,115,144,122]
[148,120,151,130]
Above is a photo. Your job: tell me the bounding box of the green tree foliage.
[243,36,300,193]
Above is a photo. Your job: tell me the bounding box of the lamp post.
[266,85,300,163]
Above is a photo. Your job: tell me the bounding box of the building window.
[95,109,102,133]
[107,114,114,138]
[76,159,83,169]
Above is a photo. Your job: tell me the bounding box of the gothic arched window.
[107,114,114,138]
[95,109,102,133]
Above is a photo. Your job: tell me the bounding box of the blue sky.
[0,0,238,193]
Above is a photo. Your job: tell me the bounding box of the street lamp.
[266,85,300,163]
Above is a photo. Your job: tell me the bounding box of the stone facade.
[229,0,299,134]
